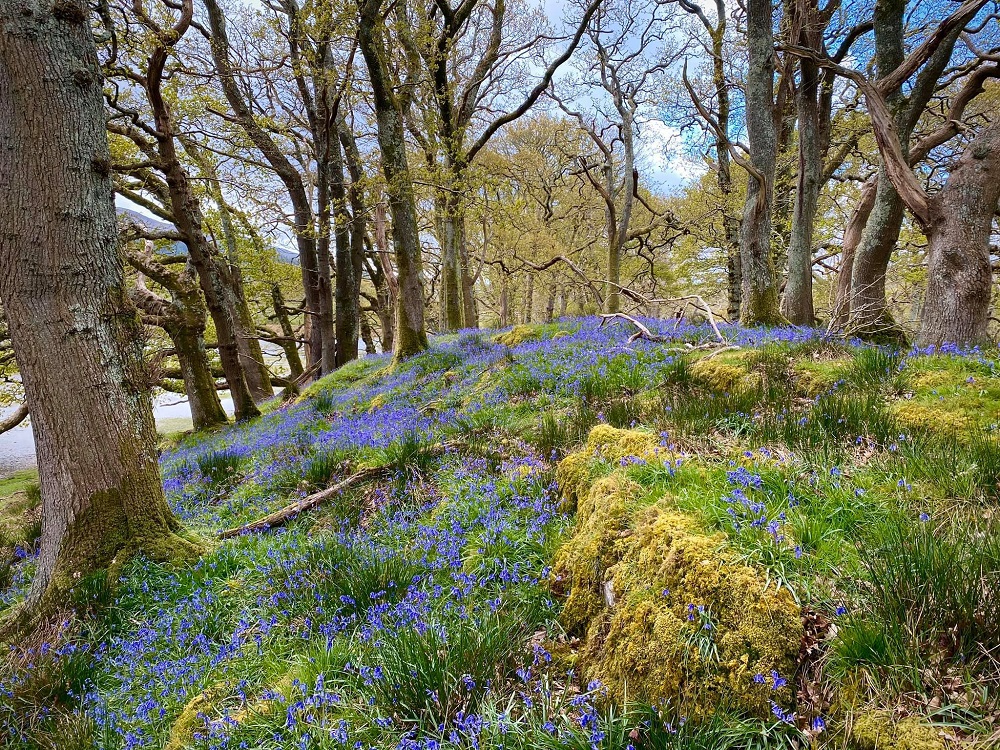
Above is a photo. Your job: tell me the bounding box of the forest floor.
[2,316,1000,749]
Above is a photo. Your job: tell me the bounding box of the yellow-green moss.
[891,401,969,434]
[493,324,543,347]
[553,470,802,718]
[688,352,765,394]
[165,690,214,750]
[890,356,1000,434]
[791,359,848,396]
[850,712,944,750]
[585,424,665,463]
[552,474,640,632]
[556,426,669,511]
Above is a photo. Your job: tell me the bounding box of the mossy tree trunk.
[358,0,429,360]
[126,244,229,431]
[738,0,784,326]
[0,1,201,620]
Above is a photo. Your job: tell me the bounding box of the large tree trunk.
[0,4,199,619]
[917,121,1000,347]
[739,0,784,325]
[358,1,429,359]
[782,0,821,325]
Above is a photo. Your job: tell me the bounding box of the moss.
[367,393,388,412]
[891,401,969,434]
[552,474,639,633]
[585,424,661,460]
[556,426,669,510]
[889,356,1000,434]
[688,352,764,394]
[553,469,802,717]
[165,690,214,750]
[493,324,544,347]
[791,358,848,396]
[850,712,944,750]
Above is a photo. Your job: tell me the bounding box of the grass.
[4,319,1000,748]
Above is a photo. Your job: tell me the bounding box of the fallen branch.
[219,442,457,538]
[218,465,391,538]
[599,313,670,343]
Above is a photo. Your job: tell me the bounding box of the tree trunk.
[524,273,535,324]
[712,24,741,323]
[848,171,907,338]
[440,189,466,331]
[782,0,821,325]
[339,118,366,365]
[203,0,325,375]
[832,176,877,326]
[917,121,1000,347]
[271,284,304,379]
[0,4,199,618]
[194,147,274,401]
[739,0,784,326]
[171,327,229,430]
[459,220,479,328]
[358,1,429,359]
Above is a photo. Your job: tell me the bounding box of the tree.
[554,0,677,314]
[357,0,430,358]
[842,0,989,338]
[854,64,1000,345]
[105,0,261,420]
[0,0,199,622]
[738,0,785,325]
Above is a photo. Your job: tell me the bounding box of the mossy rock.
[552,474,640,632]
[849,712,944,750]
[165,690,215,750]
[493,324,544,347]
[553,470,802,718]
[555,426,669,509]
[689,352,762,393]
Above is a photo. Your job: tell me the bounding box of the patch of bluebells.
[10,316,976,747]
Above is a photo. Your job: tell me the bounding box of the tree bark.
[358,0,429,359]
[832,176,877,326]
[917,121,1000,346]
[0,2,199,619]
[782,0,822,325]
[739,0,784,325]
[270,284,305,379]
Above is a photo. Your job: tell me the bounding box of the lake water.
[0,394,235,478]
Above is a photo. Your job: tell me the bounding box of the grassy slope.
[1,318,999,749]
